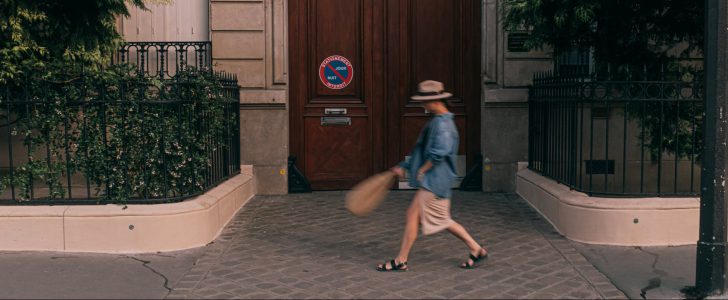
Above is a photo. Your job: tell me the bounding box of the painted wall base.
[516,168,699,246]
[0,166,255,253]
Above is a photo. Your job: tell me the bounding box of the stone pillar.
[211,0,289,194]
[480,0,551,192]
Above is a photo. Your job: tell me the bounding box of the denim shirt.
[398,112,459,199]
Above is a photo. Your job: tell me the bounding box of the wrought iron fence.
[0,65,240,205]
[113,41,212,78]
[529,67,703,197]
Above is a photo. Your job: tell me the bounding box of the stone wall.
[118,0,209,42]
[481,0,552,192]
[211,0,289,195]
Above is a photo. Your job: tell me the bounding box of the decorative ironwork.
[529,67,703,197]
[114,41,212,78]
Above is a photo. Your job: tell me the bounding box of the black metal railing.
[0,65,240,205]
[114,41,212,78]
[529,67,703,197]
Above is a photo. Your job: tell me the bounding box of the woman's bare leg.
[447,222,488,267]
[446,222,481,252]
[378,192,421,270]
[396,192,422,262]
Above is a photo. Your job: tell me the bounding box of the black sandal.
[460,248,488,269]
[376,259,408,272]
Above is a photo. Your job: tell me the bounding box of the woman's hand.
[416,170,425,182]
[390,166,405,178]
[417,161,433,181]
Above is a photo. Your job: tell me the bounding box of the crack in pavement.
[125,256,172,294]
[640,277,662,299]
[152,253,175,259]
[637,247,667,299]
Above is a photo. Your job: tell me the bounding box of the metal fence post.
[696,0,728,295]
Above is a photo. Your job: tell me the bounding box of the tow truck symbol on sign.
[319,55,354,90]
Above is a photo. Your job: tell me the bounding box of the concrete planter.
[517,168,699,246]
[0,167,256,253]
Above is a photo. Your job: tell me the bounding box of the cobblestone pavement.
[165,191,627,299]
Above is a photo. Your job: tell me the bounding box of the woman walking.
[376,80,488,272]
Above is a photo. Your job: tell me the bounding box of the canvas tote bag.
[345,171,397,216]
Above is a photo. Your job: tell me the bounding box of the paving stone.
[453,284,476,292]
[270,286,294,295]
[184,270,207,277]
[165,291,188,299]
[325,290,354,299]
[242,292,278,299]
[569,290,598,298]
[191,288,223,299]
[538,275,565,287]
[168,191,621,299]
[524,281,550,290]
[597,283,618,291]
[292,281,315,289]
[172,281,198,290]
[255,282,279,290]
[206,292,236,299]
[436,289,463,299]
[181,275,204,282]
[506,287,537,298]
[227,287,257,296]
[604,290,628,299]
[222,272,249,281]
[277,277,300,284]
[210,269,234,277]
[526,291,560,299]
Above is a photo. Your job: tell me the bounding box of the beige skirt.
[414,189,454,235]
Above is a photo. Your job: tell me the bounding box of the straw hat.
[345,171,397,217]
[410,80,453,101]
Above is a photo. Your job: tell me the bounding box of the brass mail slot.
[325,108,347,115]
[321,116,351,126]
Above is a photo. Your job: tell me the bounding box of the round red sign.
[319,55,353,89]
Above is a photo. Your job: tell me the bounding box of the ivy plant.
[1,63,237,203]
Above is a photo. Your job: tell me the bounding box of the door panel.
[290,0,480,190]
[311,0,361,97]
[412,0,458,92]
[388,0,481,172]
[290,0,385,189]
[304,117,369,188]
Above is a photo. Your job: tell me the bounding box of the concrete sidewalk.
[573,243,697,299]
[0,191,699,299]
[0,249,205,299]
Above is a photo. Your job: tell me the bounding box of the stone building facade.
[119,0,545,195]
[113,0,701,246]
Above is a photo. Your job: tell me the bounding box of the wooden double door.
[289,0,481,190]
